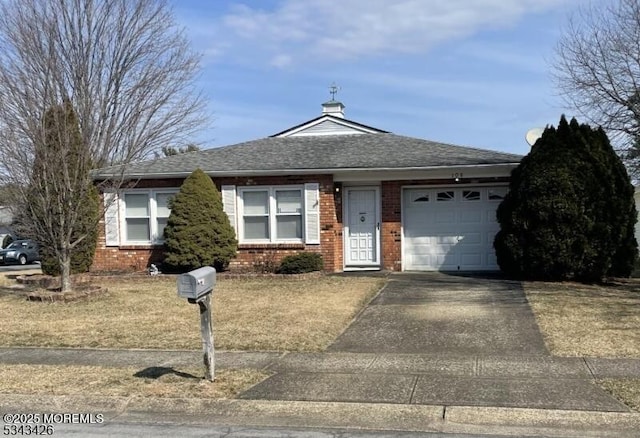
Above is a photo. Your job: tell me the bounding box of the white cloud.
[214,0,575,66]
[270,54,293,68]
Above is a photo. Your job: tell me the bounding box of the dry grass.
[0,275,384,351]
[598,379,640,412]
[0,364,267,399]
[524,280,640,357]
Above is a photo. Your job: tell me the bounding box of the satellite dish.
[525,127,545,146]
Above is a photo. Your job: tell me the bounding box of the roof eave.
[94,162,519,180]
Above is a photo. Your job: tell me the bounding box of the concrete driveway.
[328,272,548,355]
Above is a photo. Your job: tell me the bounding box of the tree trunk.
[60,253,72,293]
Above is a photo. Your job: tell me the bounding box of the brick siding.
[93,175,508,273]
[92,174,343,273]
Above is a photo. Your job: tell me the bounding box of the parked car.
[0,239,40,265]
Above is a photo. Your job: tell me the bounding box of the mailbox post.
[177,266,216,381]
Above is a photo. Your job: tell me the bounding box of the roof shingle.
[96,133,522,178]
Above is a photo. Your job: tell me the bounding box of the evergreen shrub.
[163,169,237,272]
[494,116,637,281]
[277,252,324,274]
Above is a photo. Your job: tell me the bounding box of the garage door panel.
[460,210,482,223]
[460,253,482,266]
[460,232,481,244]
[435,211,455,223]
[405,237,427,246]
[435,235,458,245]
[486,210,498,223]
[436,256,458,269]
[403,186,504,271]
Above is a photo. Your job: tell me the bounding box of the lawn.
[0,364,268,399]
[524,279,640,412]
[524,279,640,358]
[0,274,385,351]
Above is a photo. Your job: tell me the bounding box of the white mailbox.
[177,266,216,300]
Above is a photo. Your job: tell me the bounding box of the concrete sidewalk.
[3,347,640,380]
[2,347,640,436]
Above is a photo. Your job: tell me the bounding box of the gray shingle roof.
[95,133,522,178]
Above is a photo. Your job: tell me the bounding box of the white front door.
[345,187,380,267]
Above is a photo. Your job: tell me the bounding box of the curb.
[2,394,639,437]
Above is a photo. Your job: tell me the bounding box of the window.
[242,190,270,240]
[463,190,481,201]
[488,187,507,201]
[239,186,304,242]
[437,191,455,202]
[122,190,178,244]
[155,193,175,241]
[124,193,150,241]
[412,192,430,203]
[276,190,302,239]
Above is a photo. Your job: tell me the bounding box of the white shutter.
[103,191,120,246]
[304,183,320,244]
[221,185,237,231]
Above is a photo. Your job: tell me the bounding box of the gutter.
[93,162,520,180]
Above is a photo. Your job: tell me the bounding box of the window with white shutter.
[234,184,320,244]
[112,189,178,245]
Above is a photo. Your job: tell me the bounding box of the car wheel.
[18,254,27,265]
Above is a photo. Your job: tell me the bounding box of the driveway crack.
[582,357,597,379]
[408,375,419,404]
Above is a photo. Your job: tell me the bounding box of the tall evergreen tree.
[39,186,99,276]
[19,101,99,289]
[163,169,237,272]
[494,116,637,281]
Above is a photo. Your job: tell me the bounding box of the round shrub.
[277,252,324,274]
[163,169,237,272]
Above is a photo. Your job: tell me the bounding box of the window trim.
[119,189,179,245]
[238,185,305,244]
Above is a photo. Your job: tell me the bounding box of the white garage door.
[403,186,507,271]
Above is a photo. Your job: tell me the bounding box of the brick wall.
[93,174,508,273]
[92,174,343,272]
[381,181,402,271]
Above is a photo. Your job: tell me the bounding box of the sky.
[171,0,611,156]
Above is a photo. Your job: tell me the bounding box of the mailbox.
[177,266,216,300]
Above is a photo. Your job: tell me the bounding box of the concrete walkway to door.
[327,272,549,355]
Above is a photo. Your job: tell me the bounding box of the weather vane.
[329,82,340,101]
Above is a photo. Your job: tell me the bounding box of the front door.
[345,187,380,267]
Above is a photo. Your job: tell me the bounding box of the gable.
[272,115,387,138]
[287,119,365,136]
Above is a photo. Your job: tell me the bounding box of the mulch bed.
[9,274,108,303]
[26,284,107,303]
[5,269,325,303]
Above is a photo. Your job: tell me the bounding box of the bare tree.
[554,0,640,178]
[0,0,206,291]
[157,143,201,157]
